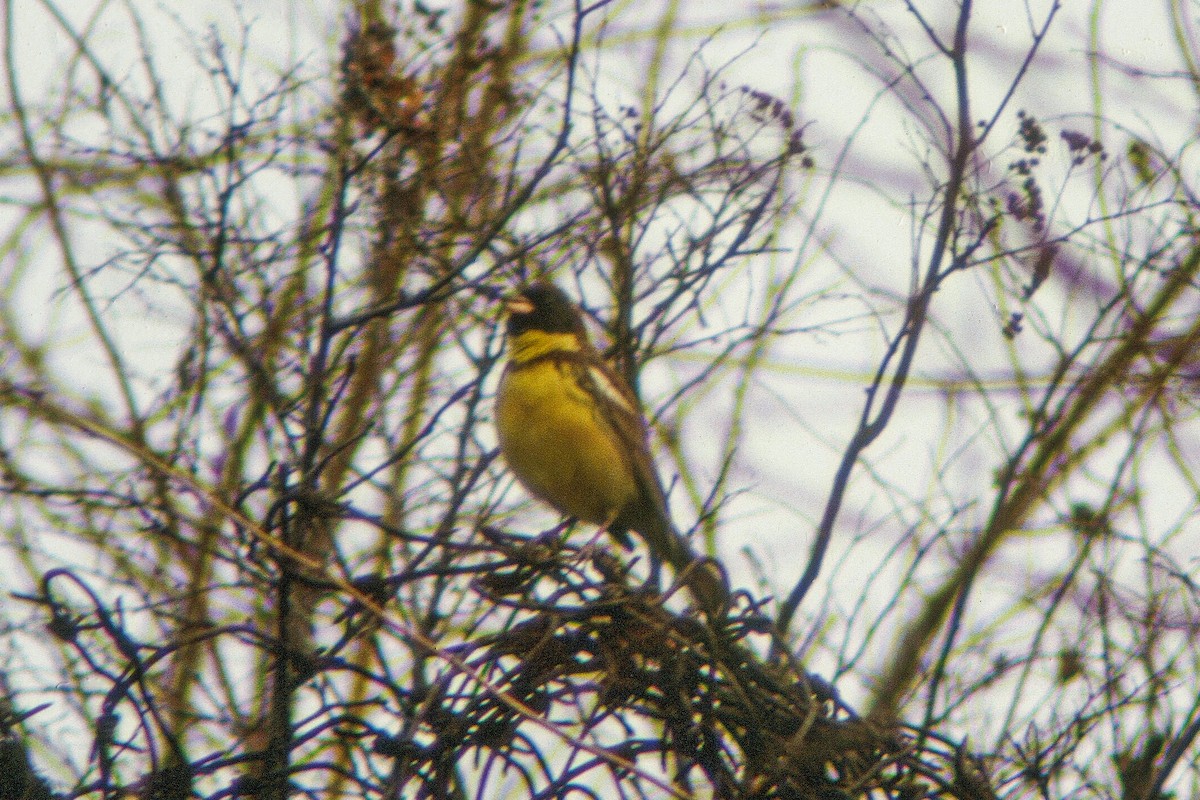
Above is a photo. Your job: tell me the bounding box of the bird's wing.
[572,352,728,614]
[577,360,668,500]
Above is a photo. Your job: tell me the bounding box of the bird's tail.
[634,505,729,617]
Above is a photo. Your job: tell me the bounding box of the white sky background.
[4,0,1200,789]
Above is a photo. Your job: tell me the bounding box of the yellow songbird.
[494,282,726,613]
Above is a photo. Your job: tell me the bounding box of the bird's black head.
[504,282,587,339]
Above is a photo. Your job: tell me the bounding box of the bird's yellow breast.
[496,357,638,526]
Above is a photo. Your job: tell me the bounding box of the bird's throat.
[508,331,584,364]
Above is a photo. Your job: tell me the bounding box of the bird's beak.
[503,294,534,316]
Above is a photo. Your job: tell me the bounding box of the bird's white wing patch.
[584,364,638,418]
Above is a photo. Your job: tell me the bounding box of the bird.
[493,281,727,614]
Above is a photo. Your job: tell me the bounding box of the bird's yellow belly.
[496,361,637,525]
